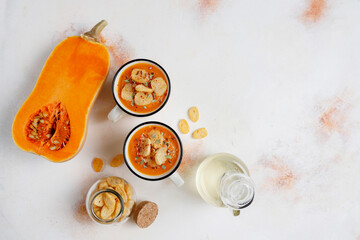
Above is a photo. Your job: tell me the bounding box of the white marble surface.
[1,0,360,239]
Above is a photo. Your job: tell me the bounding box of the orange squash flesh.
[12,21,110,162]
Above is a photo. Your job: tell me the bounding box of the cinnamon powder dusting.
[100,35,132,73]
[53,24,84,43]
[260,155,297,190]
[178,142,204,174]
[73,197,91,224]
[318,97,350,135]
[72,177,99,224]
[199,0,220,15]
[303,0,327,23]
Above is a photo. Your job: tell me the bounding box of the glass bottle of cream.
[196,153,255,215]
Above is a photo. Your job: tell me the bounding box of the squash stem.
[81,20,108,43]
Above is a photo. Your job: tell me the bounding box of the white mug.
[108,59,171,122]
[123,121,184,187]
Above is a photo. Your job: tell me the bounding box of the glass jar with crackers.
[85,176,136,224]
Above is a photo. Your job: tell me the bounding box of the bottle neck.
[219,171,255,210]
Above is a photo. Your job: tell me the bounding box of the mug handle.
[169,171,184,187]
[108,105,126,122]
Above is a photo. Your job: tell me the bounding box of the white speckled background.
[1,0,360,239]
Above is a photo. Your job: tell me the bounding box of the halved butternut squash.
[12,20,110,162]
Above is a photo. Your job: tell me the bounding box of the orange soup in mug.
[108,59,171,122]
[123,122,184,186]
